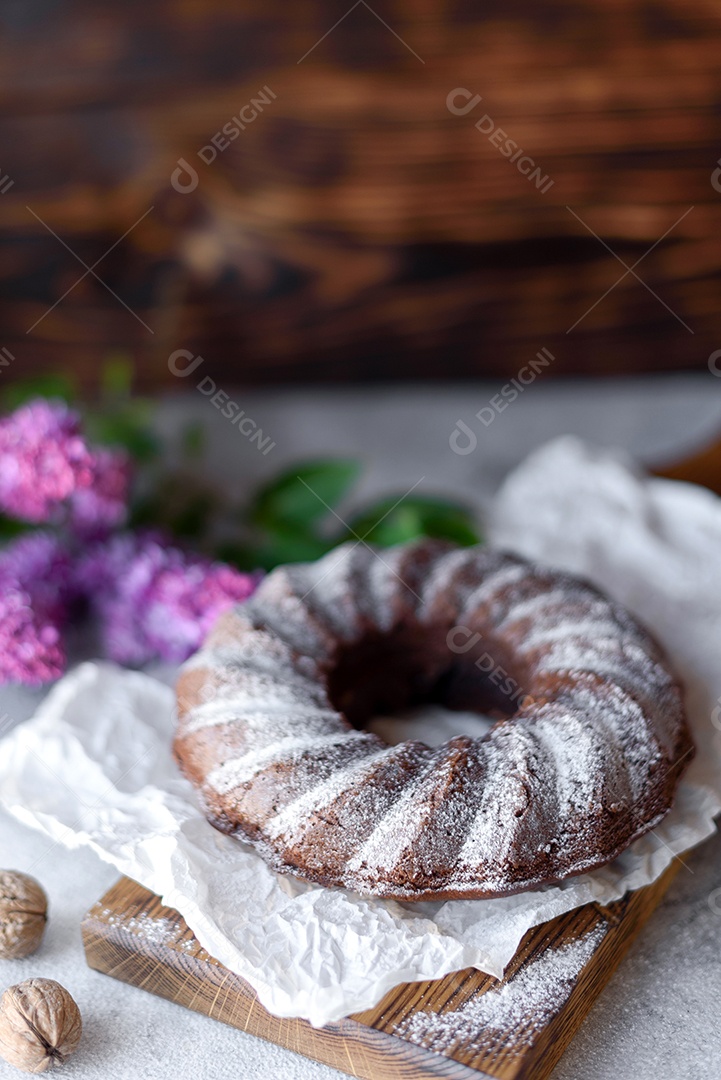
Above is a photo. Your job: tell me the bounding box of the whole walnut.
[0,979,82,1073]
[0,872,48,959]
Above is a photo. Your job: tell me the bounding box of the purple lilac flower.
[69,447,131,536]
[79,531,258,666]
[0,397,257,680]
[0,533,74,685]
[0,400,93,523]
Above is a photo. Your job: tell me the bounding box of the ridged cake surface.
[174,539,694,900]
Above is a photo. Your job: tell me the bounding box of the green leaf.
[346,495,480,548]
[2,374,76,410]
[181,421,205,461]
[130,473,218,542]
[100,354,134,399]
[221,527,333,572]
[169,491,217,542]
[86,402,160,463]
[0,515,31,541]
[250,460,360,530]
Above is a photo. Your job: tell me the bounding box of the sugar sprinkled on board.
[101,908,196,951]
[395,921,608,1057]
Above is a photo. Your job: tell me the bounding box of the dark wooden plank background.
[0,0,719,390]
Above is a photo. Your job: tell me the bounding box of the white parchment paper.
[0,436,719,1027]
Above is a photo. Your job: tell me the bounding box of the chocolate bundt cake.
[174,539,693,901]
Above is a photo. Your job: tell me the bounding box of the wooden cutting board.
[82,863,679,1080]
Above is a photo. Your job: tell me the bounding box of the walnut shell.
[0,979,82,1073]
[0,872,48,960]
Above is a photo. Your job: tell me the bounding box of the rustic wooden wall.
[0,0,719,390]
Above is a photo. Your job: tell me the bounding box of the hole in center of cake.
[365,704,496,748]
[326,621,528,744]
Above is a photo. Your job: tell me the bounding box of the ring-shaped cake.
[174,540,693,900]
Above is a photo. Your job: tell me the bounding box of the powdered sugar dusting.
[294,544,371,640]
[201,667,327,709]
[101,909,196,952]
[522,616,621,649]
[265,747,390,843]
[395,921,608,1056]
[177,536,691,900]
[185,628,296,676]
[417,546,501,617]
[460,561,529,614]
[453,728,537,888]
[565,681,661,773]
[365,546,411,631]
[206,731,372,795]
[179,665,332,737]
[182,705,342,741]
[347,749,454,875]
[532,709,608,820]
[240,604,329,662]
[496,586,576,629]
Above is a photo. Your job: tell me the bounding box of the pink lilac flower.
[0,400,93,522]
[0,399,132,533]
[0,397,256,680]
[79,531,258,666]
[0,533,74,685]
[69,446,131,536]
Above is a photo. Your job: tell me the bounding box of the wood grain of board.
[82,863,679,1080]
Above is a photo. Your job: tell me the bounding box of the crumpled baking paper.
[0,436,719,1027]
